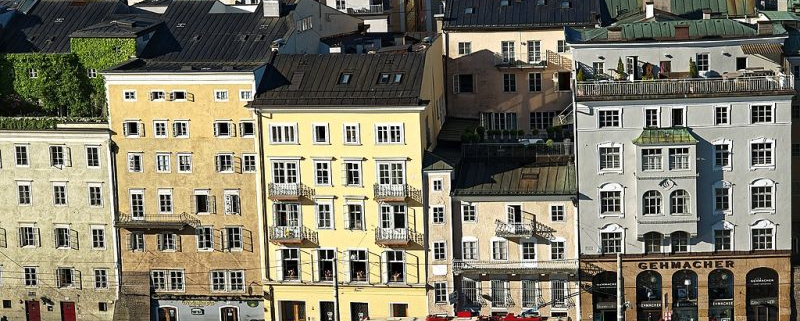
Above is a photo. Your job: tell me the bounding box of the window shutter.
[215,156,220,172]
[210,196,217,214]
[138,122,145,137]
[70,229,79,250]
[224,195,232,214]
[343,250,351,282]
[75,269,82,290]
[175,234,182,252]
[34,227,40,247]
[64,147,72,167]
[275,250,284,281]
[213,123,219,137]
[56,268,61,287]
[222,229,229,251]
[341,164,348,186]
[311,251,319,282]
[122,123,129,136]
[243,229,253,252]
[126,233,132,250]
[172,123,178,137]
[452,75,460,94]
[157,234,164,251]
[380,251,388,284]
[0,228,6,248]
[230,123,236,137]
[18,228,23,247]
[214,229,223,251]
[54,229,60,248]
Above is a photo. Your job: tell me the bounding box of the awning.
[741,43,784,55]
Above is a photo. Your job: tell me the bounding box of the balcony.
[453,259,578,275]
[575,75,795,101]
[269,225,318,245]
[347,4,384,14]
[491,293,515,308]
[494,50,571,70]
[268,183,313,201]
[373,184,421,202]
[116,213,200,230]
[495,220,536,238]
[374,228,423,247]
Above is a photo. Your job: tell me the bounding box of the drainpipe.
[256,108,276,321]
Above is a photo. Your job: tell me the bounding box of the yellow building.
[250,37,445,321]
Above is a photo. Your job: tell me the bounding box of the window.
[491,280,510,307]
[91,227,106,249]
[432,179,443,191]
[28,68,37,78]
[239,121,255,137]
[501,41,515,63]
[462,240,478,260]
[527,40,541,62]
[599,187,622,215]
[671,108,685,127]
[492,240,508,260]
[196,227,214,251]
[170,90,187,101]
[794,144,800,158]
[670,190,689,215]
[316,201,333,229]
[503,73,516,92]
[215,153,234,173]
[224,190,241,215]
[52,183,67,206]
[643,232,662,253]
[240,90,253,101]
[127,153,142,172]
[670,232,689,253]
[522,280,538,308]
[462,203,477,222]
[530,111,555,130]
[338,73,352,84]
[313,160,331,186]
[150,91,166,101]
[211,271,226,291]
[481,112,517,131]
[751,105,773,123]
[17,182,31,205]
[53,227,71,249]
[56,267,74,288]
[377,161,405,185]
[386,250,405,283]
[593,61,605,77]
[49,145,65,167]
[130,190,145,216]
[345,203,364,230]
[123,121,142,137]
[157,233,178,251]
[433,241,446,260]
[751,141,774,167]
[751,179,775,211]
[193,190,212,214]
[210,270,245,292]
[88,184,103,207]
[521,241,536,260]
[315,249,335,282]
[270,124,297,144]
[281,249,300,280]
[714,229,731,251]
[214,121,233,138]
[86,146,100,168]
[225,226,243,251]
[123,90,136,101]
[736,57,747,70]
[458,42,472,55]
[24,267,37,287]
[696,53,709,72]
[154,121,168,138]
[296,16,313,31]
[242,154,257,173]
[94,269,108,289]
[151,270,184,292]
[644,108,659,128]
[794,105,800,119]
[230,270,246,292]
[172,121,189,138]
[378,73,391,84]
[15,145,29,166]
[600,232,622,254]
[155,153,171,173]
[151,270,167,291]
[335,0,345,10]
[551,240,565,260]
[313,124,329,144]
[214,90,229,102]
[557,71,571,91]
[154,189,172,214]
[550,205,565,222]
[348,250,368,282]
[434,282,448,303]
[715,106,729,125]
[344,161,362,186]
[343,124,360,144]
[642,190,662,215]
[599,146,622,171]
[557,40,568,53]
[598,110,620,128]
[669,148,689,170]
[130,232,145,251]
[177,153,192,173]
[714,184,731,214]
[642,148,662,171]
[431,206,445,224]
[752,227,773,250]
[453,74,475,93]
[393,74,404,84]
[714,143,731,170]
[376,124,404,144]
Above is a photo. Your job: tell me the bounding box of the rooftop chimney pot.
[645,1,654,19]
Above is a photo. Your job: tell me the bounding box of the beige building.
[438,0,598,135]
[0,120,118,321]
[425,143,578,320]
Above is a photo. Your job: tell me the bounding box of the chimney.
[758,21,774,35]
[645,1,654,19]
[607,26,623,41]
[674,24,689,40]
[652,0,670,11]
[702,8,711,20]
[263,0,280,17]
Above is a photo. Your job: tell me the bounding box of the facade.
[0,121,117,321]
[439,0,598,134]
[569,18,794,321]
[424,144,579,319]
[250,38,445,321]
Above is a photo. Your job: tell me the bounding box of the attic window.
[465,7,474,14]
[54,18,64,23]
[500,0,509,6]
[393,74,403,83]
[338,73,352,84]
[176,22,187,28]
[378,73,391,84]
[536,0,545,4]
[560,0,570,8]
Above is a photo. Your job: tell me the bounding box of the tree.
[615,57,626,80]
[688,58,698,78]
[576,68,586,81]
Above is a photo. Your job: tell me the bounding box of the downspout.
[256,108,276,321]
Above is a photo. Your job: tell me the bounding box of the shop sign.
[596,302,616,310]
[594,282,616,289]
[191,308,205,315]
[639,301,662,309]
[181,300,215,307]
[747,277,776,287]
[637,260,734,270]
[711,300,734,307]
[749,298,777,306]
[674,301,696,308]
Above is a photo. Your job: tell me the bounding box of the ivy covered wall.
[0,38,136,117]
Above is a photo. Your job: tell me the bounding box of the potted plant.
[576,68,585,82]
[531,128,540,137]
[476,126,486,141]
[688,58,698,78]
[545,126,556,138]
[615,57,626,80]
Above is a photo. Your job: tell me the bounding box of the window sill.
[599,170,623,174]
[599,213,624,218]
[750,165,776,171]
[750,210,776,215]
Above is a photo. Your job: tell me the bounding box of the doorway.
[350,302,369,321]
[320,301,335,321]
[601,310,616,321]
[221,307,239,321]
[280,301,306,321]
[25,301,41,321]
[158,307,178,321]
[60,302,76,321]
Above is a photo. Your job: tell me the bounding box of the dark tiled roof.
[453,162,576,196]
[423,150,457,171]
[632,127,698,145]
[0,0,128,53]
[442,0,599,30]
[70,15,162,38]
[250,52,427,107]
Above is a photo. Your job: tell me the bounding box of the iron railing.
[575,75,795,99]
[269,225,318,244]
[494,50,572,69]
[375,228,423,245]
[495,219,536,237]
[116,213,200,229]
[268,183,313,200]
[348,4,384,14]
[453,259,579,275]
[373,183,407,199]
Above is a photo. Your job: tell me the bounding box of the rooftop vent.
[54,17,64,23]
[176,22,186,28]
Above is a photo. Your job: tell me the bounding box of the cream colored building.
[0,120,118,321]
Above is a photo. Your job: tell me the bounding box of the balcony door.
[273,161,299,184]
[507,205,523,225]
[377,162,405,185]
[275,203,300,228]
[380,204,407,235]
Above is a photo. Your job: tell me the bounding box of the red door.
[25,300,41,321]
[61,302,76,321]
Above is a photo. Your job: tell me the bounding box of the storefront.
[154,298,264,321]
[746,268,779,321]
[635,270,661,321]
[671,270,698,321]
[708,269,734,321]
[591,272,618,321]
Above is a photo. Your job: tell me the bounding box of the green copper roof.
[633,127,698,145]
[761,11,800,21]
[600,0,756,22]
[569,19,786,42]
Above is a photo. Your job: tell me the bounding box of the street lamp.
[684,279,692,300]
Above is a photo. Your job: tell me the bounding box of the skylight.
[465,7,474,14]
[338,73,352,84]
[378,73,390,84]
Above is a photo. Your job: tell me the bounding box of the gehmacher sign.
[637,260,734,270]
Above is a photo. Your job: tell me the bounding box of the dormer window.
[393,74,403,83]
[465,7,474,14]
[536,0,545,4]
[500,0,509,6]
[378,73,390,84]
[560,0,570,8]
[339,73,352,84]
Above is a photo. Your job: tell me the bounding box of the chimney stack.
[674,24,689,39]
[645,1,654,19]
[702,8,711,20]
[758,21,774,35]
[607,26,623,41]
[263,0,280,17]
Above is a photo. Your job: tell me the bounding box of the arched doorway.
[708,269,734,321]
[158,306,178,321]
[221,306,239,321]
[636,270,662,321]
[592,271,617,321]
[746,267,778,321]
[671,270,697,321]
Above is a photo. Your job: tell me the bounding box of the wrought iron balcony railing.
[373,184,421,202]
[269,225,318,244]
[375,228,423,246]
[452,259,579,275]
[575,75,795,100]
[116,213,200,229]
[268,183,313,201]
[495,219,536,238]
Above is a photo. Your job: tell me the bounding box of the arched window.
[670,231,689,253]
[751,219,776,250]
[642,190,662,215]
[599,224,624,254]
[636,270,662,302]
[643,232,663,254]
[670,189,689,215]
[708,269,734,300]
[750,179,775,213]
[673,270,699,321]
[599,183,624,216]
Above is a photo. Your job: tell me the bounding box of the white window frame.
[750,219,776,251]
[434,282,449,304]
[461,202,477,223]
[214,120,234,138]
[88,183,104,207]
[597,142,623,173]
[127,152,143,173]
[343,123,361,145]
[242,153,257,173]
[749,103,776,124]
[169,90,187,102]
[431,206,446,225]
[313,160,332,186]
[550,237,566,260]
[91,225,106,250]
[157,189,174,214]
[223,190,241,215]
[749,178,776,214]
[153,120,168,138]
[172,120,190,138]
[52,182,68,207]
[432,178,443,191]
[343,160,363,187]
[374,123,405,144]
[15,144,30,167]
[750,137,776,170]
[215,153,235,173]
[94,269,108,289]
[269,123,299,144]
[713,221,735,251]
[643,107,660,128]
[462,236,479,260]
[714,105,730,125]
[490,237,509,261]
[550,204,565,222]
[85,145,101,169]
[149,90,166,101]
[155,153,171,173]
[713,181,733,216]
[712,139,732,171]
[225,226,244,251]
[129,189,145,216]
[123,90,137,102]
[177,153,192,173]
[598,183,624,217]
[239,89,253,102]
[432,241,447,261]
[316,199,334,229]
[214,90,229,102]
[312,123,330,144]
[193,189,212,215]
[598,223,625,254]
[597,108,622,128]
[239,120,255,138]
[520,239,537,261]
[17,181,32,206]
